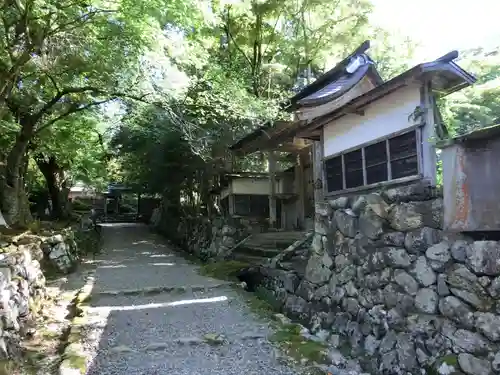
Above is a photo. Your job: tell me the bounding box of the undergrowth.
[198,260,250,281]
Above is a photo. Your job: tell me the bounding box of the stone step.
[252,231,307,241]
[242,240,291,250]
[241,231,307,250]
[232,253,271,265]
[234,245,280,258]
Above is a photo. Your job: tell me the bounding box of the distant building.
[68,182,96,200]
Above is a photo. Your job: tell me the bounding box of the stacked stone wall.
[0,228,82,359]
[250,182,500,375]
[150,207,254,261]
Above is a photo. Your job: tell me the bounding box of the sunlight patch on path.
[91,295,229,314]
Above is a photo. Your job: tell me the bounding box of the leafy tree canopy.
[443,46,500,135]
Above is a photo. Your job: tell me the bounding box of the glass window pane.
[344,149,363,188]
[389,131,417,160]
[391,155,419,179]
[365,141,387,167]
[325,156,343,192]
[344,149,362,171]
[366,163,388,184]
[346,170,364,188]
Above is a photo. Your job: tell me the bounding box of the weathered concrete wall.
[248,182,500,375]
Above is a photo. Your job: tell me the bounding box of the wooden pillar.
[103,195,107,221]
[420,80,438,185]
[295,152,306,229]
[268,151,277,228]
[312,141,324,204]
[228,194,235,216]
[137,193,141,219]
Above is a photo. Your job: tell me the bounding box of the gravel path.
[82,223,301,375]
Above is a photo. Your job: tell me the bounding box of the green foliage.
[109,104,204,195]
[443,46,500,135]
[34,110,111,191]
[369,28,417,80]
[0,0,197,223]
[0,0,434,225]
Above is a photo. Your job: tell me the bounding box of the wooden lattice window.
[324,129,420,193]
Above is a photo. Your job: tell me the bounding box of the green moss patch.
[60,352,87,374]
[428,354,463,375]
[270,324,328,365]
[57,276,95,374]
[234,288,276,321]
[198,260,250,281]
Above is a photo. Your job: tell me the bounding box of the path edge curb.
[58,274,95,375]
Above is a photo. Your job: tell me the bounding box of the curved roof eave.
[296,63,378,108]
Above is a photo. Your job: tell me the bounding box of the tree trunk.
[35,155,70,221]
[0,127,34,226]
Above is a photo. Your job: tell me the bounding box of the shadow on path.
[80,223,298,375]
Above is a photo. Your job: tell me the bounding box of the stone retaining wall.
[0,228,81,359]
[247,183,500,375]
[150,208,251,261]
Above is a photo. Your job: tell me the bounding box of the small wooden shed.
[439,124,500,232]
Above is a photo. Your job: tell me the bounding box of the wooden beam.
[295,152,306,229]
[312,140,324,204]
[232,121,309,156]
[420,80,438,185]
[228,194,235,215]
[268,151,277,228]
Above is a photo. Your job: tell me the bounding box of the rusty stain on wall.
[441,136,500,232]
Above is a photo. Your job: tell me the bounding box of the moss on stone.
[0,360,16,375]
[270,324,328,365]
[428,354,463,375]
[254,285,283,311]
[237,288,276,319]
[0,359,37,375]
[61,353,87,374]
[198,260,249,281]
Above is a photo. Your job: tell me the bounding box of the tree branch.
[48,9,118,36]
[35,98,115,134]
[34,91,153,134]
[45,73,59,92]
[262,7,284,59]
[223,20,252,68]
[30,86,99,124]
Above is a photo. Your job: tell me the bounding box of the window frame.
[233,194,269,217]
[323,125,423,196]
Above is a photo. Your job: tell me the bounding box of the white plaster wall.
[232,178,270,195]
[230,177,296,196]
[323,84,421,158]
